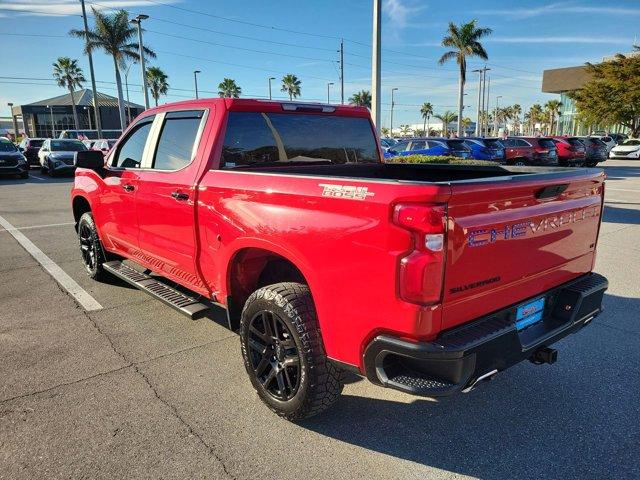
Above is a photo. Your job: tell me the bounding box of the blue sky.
[1,0,639,126]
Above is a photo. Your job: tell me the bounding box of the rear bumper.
[363,272,608,397]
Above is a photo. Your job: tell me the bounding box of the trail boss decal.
[319,183,375,200]
[468,206,600,247]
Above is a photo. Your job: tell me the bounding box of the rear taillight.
[393,203,446,305]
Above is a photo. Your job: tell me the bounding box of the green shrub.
[386,155,499,166]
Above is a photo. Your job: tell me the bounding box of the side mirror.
[75,150,105,171]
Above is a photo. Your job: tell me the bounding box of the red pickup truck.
[71,99,608,420]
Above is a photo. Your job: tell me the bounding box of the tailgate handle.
[536,184,568,199]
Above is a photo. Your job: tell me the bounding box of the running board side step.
[103,261,211,320]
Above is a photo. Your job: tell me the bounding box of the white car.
[590,135,616,152]
[609,139,640,159]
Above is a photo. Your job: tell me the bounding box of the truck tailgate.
[442,169,605,330]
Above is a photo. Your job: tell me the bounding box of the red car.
[503,137,559,166]
[552,136,586,166]
[71,99,608,420]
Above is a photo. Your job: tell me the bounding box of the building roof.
[23,89,143,108]
[541,65,593,93]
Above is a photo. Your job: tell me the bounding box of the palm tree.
[52,57,86,130]
[281,74,301,100]
[146,67,169,106]
[380,127,390,137]
[420,102,433,137]
[399,125,412,137]
[70,8,155,130]
[438,20,492,136]
[511,104,522,134]
[545,100,562,135]
[435,111,458,136]
[461,117,473,134]
[527,104,544,135]
[218,78,242,98]
[348,90,371,108]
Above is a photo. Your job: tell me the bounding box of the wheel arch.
[71,195,92,231]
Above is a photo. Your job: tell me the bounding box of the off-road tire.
[240,282,344,421]
[77,212,108,281]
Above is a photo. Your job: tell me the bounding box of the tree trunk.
[69,86,79,130]
[426,116,430,136]
[289,91,293,101]
[423,117,426,137]
[113,56,127,130]
[457,72,464,137]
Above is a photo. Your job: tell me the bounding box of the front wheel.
[240,282,344,421]
[77,212,108,281]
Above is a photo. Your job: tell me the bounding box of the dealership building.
[9,89,144,138]
[542,51,638,135]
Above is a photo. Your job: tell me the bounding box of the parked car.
[17,137,46,167]
[0,137,29,178]
[503,137,559,166]
[384,138,451,159]
[589,135,616,152]
[463,137,505,162]
[91,139,117,157]
[59,129,122,140]
[551,136,586,166]
[572,137,608,166]
[608,133,628,145]
[71,98,608,420]
[38,138,87,176]
[609,138,640,159]
[427,138,472,158]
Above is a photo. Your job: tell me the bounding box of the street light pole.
[124,62,133,125]
[494,95,502,136]
[131,14,150,109]
[80,0,102,138]
[484,76,491,136]
[193,70,201,99]
[339,39,344,104]
[46,105,55,138]
[371,0,382,134]
[268,77,275,100]
[327,82,334,104]
[390,87,398,136]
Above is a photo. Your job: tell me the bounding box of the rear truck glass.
[50,140,86,152]
[220,112,379,168]
[152,110,204,170]
[111,120,153,168]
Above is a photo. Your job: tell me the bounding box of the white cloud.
[384,0,426,29]
[473,2,640,19]
[0,1,180,17]
[488,36,633,45]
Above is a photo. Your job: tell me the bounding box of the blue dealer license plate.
[516,297,545,331]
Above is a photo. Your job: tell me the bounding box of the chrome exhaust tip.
[461,369,499,393]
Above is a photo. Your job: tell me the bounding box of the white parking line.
[0,221,75,232]
[607,188,640,193]
[0,214,103,312]
[29,175,46,181]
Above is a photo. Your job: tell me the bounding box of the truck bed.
[237,162,591,184]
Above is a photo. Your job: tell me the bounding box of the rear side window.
[446,140,468,151]
[538,139,557,149]
[484,139,503,148]
[515,139,530,147]
[152,110,204,171]
[410,141,426,150]
[220,112,379,168]
[567,138,584,147]
[111,118,154,168]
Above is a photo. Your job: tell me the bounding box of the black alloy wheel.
[79,221,98,274]
[246,310,301,401]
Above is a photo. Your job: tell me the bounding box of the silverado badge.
[318,183,375,200]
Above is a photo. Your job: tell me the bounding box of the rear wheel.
[240,282,344,421]
[48,161,56,177]
[513,159,527,166]
[77,212,108,281]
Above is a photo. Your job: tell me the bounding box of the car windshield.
[221,112,379,168]
[0,140,17,152]
[51,140,87,152]
[621,139,640,146]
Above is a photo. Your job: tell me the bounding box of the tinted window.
[220,112,379,168]
[50,140,86,152]
[567,138,584,147]
[515,139,530,147]
[622,139,640,146]
[153,110,203,170]
[484,139,503,149]
[111,119,153,168]
[394,141,410,151]
[410,141,426,150]
[29,139,44,148]
[446,140,468,151]
[538,139,557,149]
[0,139,17,152]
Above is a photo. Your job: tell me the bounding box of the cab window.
[110,117,154,168]
[151,110,204,171]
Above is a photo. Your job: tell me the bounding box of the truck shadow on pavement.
[301,292,638,479]
[603,204,640,225]
[603,165,640,179]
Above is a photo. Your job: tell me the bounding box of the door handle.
[123,183,135,192]
[171,191,189,201]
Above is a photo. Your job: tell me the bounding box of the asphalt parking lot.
[1,160,638,479]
